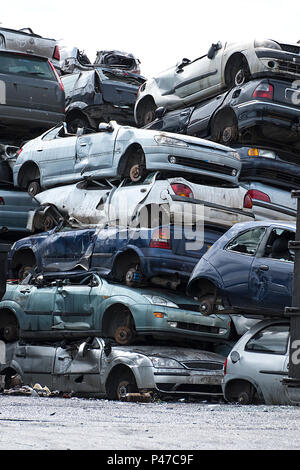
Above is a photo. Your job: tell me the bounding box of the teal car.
[0,272,231,346]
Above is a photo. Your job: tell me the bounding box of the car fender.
[0,300,27,329]
[187,258,225,294]
[111,244,146,272]
[223,374,265,403]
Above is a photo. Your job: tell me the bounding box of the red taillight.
[48,60,64,92]
[224,357,228,375]
[16,147,23,158]
[53,45,60,61]
[149,228,171,250]
[0,197,4,205]
[171,183,193,199]
[253,83,273,100]
[244,189,271,208]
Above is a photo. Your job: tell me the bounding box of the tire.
[110,308,136,345]
[27,180,41,197]
[3,323,19,342]
[114,325,134,345]
[211,112,238,144]
[228,61,250,88]
[124,265,143,288]
[124,149,146,182]
[107,370,138,400]
[198,295,215,316]
[237,389,254,405]
[67,117,89,134]
[137,100,157,127]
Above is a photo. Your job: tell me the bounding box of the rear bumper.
[0,105,64,130]
[235,100,300,131]
[240,158,300,190]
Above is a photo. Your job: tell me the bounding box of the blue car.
[187,221,296,316]
[8,223,225,288]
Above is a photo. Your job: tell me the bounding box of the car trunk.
[269,78,300,109]
[97,69,141,106]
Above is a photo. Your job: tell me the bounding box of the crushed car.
[94,50,141,75]
[13,121,241,196]
[135,38,300,126]
[61,68,145,133]
[187,221,295,316]
[145,78,300,147]
[0,272,233,346]
[222,319,291,405]
[1,338,225,401]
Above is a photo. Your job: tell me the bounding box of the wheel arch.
[0,307,19,341]
[11,248,37,278]
[17,161,40,189]
[187,276,219,299]
[209,105,238,138]
[224,52,250,87]
[105,363,138,397]
[117,143,145,177]
[111,248,142,280]
[224,378,263,403]
[101,302,135,337]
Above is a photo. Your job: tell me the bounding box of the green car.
[0,272,231,345]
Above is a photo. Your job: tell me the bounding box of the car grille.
[181,361,224,371]
[277,60,300,76]
[173,156,235,176]
[279,44,300,54]
[177,304,200,313]
[175,322,220,334]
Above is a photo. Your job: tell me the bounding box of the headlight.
[154,134,188,147]
[149,356,184,368]
[143,295,179,308]
[247,148,276,159]
[254,39,282,50]
[230,151,240,160]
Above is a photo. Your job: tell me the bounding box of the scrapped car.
[145,78,300,147]
[0,271,232,346]
[26,171,254,231]
[59,46,92,74]
[0,188,38,238]
[134,38,300,126]
[13,121,241,196]
[222,320,291,405]
[94,50,141,75]
[8,220,226,288]
[61,68,145,132]
[1,338,225,400]
[0,49,65,137]
[187,220,296,316]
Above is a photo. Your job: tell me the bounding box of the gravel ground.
[0,395,299,450]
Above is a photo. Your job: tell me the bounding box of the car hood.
[114,345,225,363]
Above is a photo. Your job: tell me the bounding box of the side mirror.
[207,41,222,59]
[78,341,88,358]
[155,107,166,119]
[98,122,114,133]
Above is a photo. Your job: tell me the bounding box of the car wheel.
[237,390,254,405]
[125,265,143,287]
[114,325,135,345]
[3,323,19,342]
[27,181,41,197]
[124,149,146,182]
[198,295,215,316]
[211,112,238,144]
[129,163,145,182]
[138,100,157,127]
[43,215,55,231]
[18,264,35,280]
[107,371,138,400]
[229,62,250,87]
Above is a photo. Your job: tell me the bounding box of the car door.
[52,338,104,394]
[74,125,118,177]
[13,343,56,389]
[210,226,267,308]
[36,126,78,186]
[16,284,57,333]
[242,323,290,404]
[171,45,224,104]
[249,227,295,311]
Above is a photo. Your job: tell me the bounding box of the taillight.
[243,189,271,209]
[253,83,273,99]
[171,183,193,198]
[149,228,171,249]
[0,197,4,205]
[16,147,23,158]
[53,45,60,61]
[224,357,228,375]
[48,60,64,92]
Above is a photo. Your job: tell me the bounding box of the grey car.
[13,121,241,196]
[222,319,291,405]
[1,338,225,400]
[0,188,38,237]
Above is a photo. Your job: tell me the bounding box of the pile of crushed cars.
[0,28,299,405]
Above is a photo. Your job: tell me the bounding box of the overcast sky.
[2,0,300,78]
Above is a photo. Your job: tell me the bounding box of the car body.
[0,272,232,346]
[145,78,300,148]
[61,68,145,132]
[0,49,65,137]
[26,171,253,232]
[13,121,241,195]
[134,38,300,126]
[1,338,225,400]
[0,188,38,238]
[94,50,141,75]
[222,319,291,405]
[187,220,296,316]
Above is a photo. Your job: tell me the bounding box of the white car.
[27,172,254,232]
[134,38,300,126]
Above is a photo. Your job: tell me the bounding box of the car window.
[42,126,62,141]
[226,227,266,255]
[263,228,295,261]
[245,324,290,355]
[61,73,80,94]
[0,52,55,80]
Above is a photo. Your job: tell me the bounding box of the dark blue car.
[8,223,225,288]
[187,221,296,316]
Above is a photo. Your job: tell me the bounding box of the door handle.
[36,148,43,152]
[79,142,87,147]
[259,265,269,271]
[20,288,31,293]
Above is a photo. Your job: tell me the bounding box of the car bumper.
[235,100,300,131]
[0,105,65,130]
[240,158,300,191]
[250,198,296,221]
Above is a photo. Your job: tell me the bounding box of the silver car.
[27,172,253,232]
[1,338,225,400]
[13,121,241,196]
[222,319,291,405]
[134,39,300,126]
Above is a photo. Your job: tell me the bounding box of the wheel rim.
[129,164,142,182]
[114,326,133,345]
[144,110,155,125]
[117,381,130,400]
[234,69,245,86]
[28,182,40,197]
[222,126,234,143]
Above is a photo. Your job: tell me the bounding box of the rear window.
[0,52,55,80]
